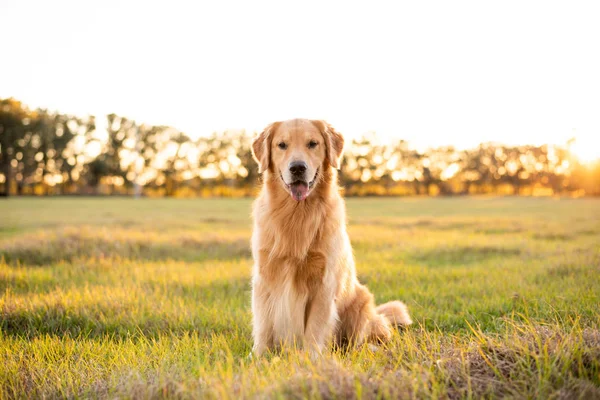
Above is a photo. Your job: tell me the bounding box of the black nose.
[289,161,307,176]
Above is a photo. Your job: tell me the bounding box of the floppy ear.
[251,122,279,173]
[311,120,345,169]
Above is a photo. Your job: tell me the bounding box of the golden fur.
[250,119,412,356]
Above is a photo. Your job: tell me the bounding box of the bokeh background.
[1,98,600,197]
[1,1,599,198]
[0,99,600,197]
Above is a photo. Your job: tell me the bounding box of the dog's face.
[252,119,344,201]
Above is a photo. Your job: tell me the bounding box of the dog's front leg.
[303,289,337,358]
[251,279,273,356]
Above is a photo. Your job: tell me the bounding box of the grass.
[1,196,599,399]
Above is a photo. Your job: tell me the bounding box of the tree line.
[1,98,598,197]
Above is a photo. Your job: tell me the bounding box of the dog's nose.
[289,161,307,176]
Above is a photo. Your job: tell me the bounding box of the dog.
[250,119,412,357]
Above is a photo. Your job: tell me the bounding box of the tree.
[198,130,253,187]
[85,114,139,193]
[147,127,192,196]
[0,99,29,196]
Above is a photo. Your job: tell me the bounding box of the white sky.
[1,1,599,159]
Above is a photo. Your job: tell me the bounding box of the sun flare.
[570,137,600,164]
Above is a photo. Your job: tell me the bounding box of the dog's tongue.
[290,182,309,201]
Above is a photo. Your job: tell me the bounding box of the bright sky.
[1,1,599,160]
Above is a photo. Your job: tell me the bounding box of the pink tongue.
[290,182,309,201]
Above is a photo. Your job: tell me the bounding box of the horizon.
[1,1,599,161]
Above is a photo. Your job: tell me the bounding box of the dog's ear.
[252,122,279,173]
[311,120,345,169]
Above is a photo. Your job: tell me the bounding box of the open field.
[1,197,599,399]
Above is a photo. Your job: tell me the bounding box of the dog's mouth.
[281,168,319,201]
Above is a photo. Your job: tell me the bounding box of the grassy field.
[1,197,599,399]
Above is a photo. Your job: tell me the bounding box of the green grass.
[1,197,599,399]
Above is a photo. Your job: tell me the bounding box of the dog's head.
[251,119,344,201]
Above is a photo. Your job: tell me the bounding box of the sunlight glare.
[570,136,600,164]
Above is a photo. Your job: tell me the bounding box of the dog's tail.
[376,301,413,327]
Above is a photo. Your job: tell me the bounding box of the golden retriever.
[250,119,411,357]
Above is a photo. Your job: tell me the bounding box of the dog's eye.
[278,142,287,150]
[308,140,318,149]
